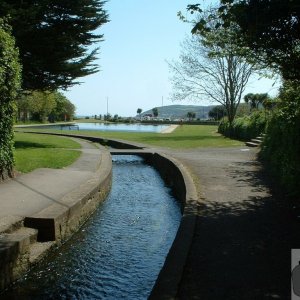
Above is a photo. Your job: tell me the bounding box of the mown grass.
[14,132,81,173]
[16,125,243,148]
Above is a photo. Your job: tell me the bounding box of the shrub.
[260,82,300,196]
[0,20,21,180]
[218,110,267,140]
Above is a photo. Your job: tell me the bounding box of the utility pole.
[106,97,108,115]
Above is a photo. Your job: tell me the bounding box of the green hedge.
[218,110,267,141]
[0,20,21,180]
[260,83,300,196]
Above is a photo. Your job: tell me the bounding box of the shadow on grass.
[14,141,53,149]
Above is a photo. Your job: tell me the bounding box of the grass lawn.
[15,125,243,148]
[14,132,81,173]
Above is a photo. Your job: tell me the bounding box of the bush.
[260,82,300,196]
[218,110,267,140]
[0,20,21,180]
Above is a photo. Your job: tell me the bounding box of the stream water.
[3,155,181,299]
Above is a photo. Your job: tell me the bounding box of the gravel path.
[164,146,300,299]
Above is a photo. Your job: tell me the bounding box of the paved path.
[0,138,102,225]
[161,125,179,134]
[164,146,300,299]
[1,131,299,298]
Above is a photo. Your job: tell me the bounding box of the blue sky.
[64,0,280,117]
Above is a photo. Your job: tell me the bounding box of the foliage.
[244,93,270,110]
[137,108,142,115]
[208,105,227,120]
[0,19,21,180]
[27,91,56,122]
[152,107,158,117]
[16,90,75,122]
[50,92,76,122]
[14,132,81,173]
[187,1,300,81]
[218,110,267,141]
[187,111,196,120]
[169,14,253,129]
[260,82,300,196]
[0,0,109,90]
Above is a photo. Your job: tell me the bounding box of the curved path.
[0,137,103,229]
[3,130,299,298]
[163,146,299,299]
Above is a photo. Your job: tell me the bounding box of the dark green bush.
[218,110,267,140]
[0,20,21,180]
[260,82,300,196]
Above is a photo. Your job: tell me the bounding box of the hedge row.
[0,21,21,180]
[218,110,267,141]
[260,83,300,196]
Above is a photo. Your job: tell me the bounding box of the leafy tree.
[0,0,109,90]
[137,108,142,119]
[152,107,159,117]
[208,105,227,120]
[51,91,75,122]
[187,111,196,121]
[0,20,21,180]
[169,19,253,129]
[244,93,270,111]
[188,1,300,81]
[27,91,56,122]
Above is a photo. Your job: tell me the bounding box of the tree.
[137,108,142,119]
[244,93,270,111]
[27,91,57,122]
[208,105,227,120]
[187,111,196,121]
[0,1,109,90]
[0,20,21,180]
[169,21,253,128]
[152,107,159,117]
[51,92,75,122]
[188,1,300,81]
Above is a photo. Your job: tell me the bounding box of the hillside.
[141,104,215,120]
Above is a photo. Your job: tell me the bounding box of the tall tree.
[0,20,21,180]
[51,92,76,122]
[137,108,142,119]
[27,91,56,122]
[0,0,109,90]
[188,0,300,81]
[244,93,270,111]
[169,22,253,127]
[208,105,227,120]
[152,107,159,117]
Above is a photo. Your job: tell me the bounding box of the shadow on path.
[173,150,300,299]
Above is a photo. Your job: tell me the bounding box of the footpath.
[167,146,299,300]
[1,132,298,298]
[0,138,102,225]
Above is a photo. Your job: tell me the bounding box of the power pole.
[106,97,108,116]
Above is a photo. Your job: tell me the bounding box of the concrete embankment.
[0,138,112,291]
[8,131,199,298]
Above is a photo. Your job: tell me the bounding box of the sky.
[64,0,280,117]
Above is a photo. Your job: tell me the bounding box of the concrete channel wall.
[0,145,112,291]
[11,131,198,298]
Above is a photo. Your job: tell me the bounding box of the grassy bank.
[14,132,81,173]
[15,125,243,148]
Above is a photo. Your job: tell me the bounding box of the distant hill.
[141,104,215,120]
